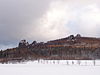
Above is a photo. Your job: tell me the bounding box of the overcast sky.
[0,0,100,50]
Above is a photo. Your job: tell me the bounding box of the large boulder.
[68,35,74,40]
[18,40,29,48]
[75,34,81,38]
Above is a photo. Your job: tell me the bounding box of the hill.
[0,34,100,63]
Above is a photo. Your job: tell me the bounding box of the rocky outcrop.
[18,40,29,48]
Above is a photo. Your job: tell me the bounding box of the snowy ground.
[0,60,100,75]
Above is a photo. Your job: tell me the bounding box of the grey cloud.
[0,0,53,49]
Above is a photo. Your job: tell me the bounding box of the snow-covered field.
[0,60,100,75]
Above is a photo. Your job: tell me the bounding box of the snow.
[0,60,100,75]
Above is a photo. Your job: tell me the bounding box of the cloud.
[76,3,100,36]
[0,0,100,49]
[36,0,100,39]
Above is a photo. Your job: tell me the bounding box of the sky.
[0,0,100,50]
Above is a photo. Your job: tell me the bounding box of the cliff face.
[0,34,100,62]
